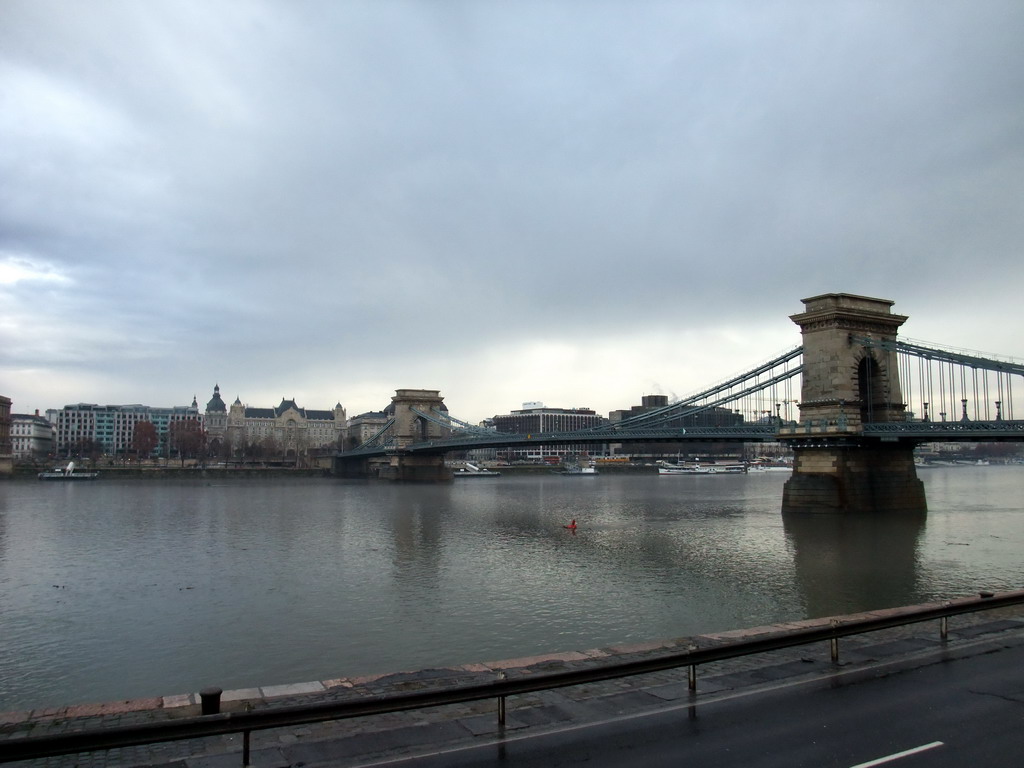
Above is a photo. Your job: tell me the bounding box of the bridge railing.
[862,420,1024,439]
[400,424,783,452]
[4,590,1023,766]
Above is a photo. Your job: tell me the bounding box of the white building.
[11,411,55,459]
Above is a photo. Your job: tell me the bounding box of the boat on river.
[38,461,99,481]
[658,461,746,475]
[556,457,598,475]
[747,462,792,473]
[559,465,598,475]
[452,462,501,478]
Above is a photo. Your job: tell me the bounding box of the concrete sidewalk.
[4,605,1024,768]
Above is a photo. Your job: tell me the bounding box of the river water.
[1,466,1022,711]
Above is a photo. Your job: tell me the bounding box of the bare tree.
[72,439,105,468]
[132,421,158,459]
[169,419,206,467]
[261,435,280,461]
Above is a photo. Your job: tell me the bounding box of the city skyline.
[30,384,683,424]
[3,2,1024,424]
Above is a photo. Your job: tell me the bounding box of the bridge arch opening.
[414,415,429,442]
[856,354,883,424]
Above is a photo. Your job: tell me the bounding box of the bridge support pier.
[378,452,452,482]
[333,456,371,479]
[782,441,926,514]
[333,453,452,481]
[781,293,926,514]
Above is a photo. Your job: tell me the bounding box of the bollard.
[200,687,223,715]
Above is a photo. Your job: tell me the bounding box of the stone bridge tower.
[378,389,452,481]
[334,389,452,481]
[390,389,449,448]
[780,294,926,514]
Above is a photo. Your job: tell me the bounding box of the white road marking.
[850,741,944,767]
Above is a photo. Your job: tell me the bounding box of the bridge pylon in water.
[380,389,452,482]
[780,293,926,514]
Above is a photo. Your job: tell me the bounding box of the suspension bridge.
[334,293,1023,513]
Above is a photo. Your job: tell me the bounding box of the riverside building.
[344,411,390,450]
[46,400,202,457]
[203,385,347,457]
[0,395,11,474]
[608,394,749,460]
[491,402,608,462]
[11,411,55,459]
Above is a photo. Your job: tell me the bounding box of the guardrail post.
[497,670,506,727]
[200,687,222,715]
[829,619,840,662]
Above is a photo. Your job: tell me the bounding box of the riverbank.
[3,599,1023,768]
[487,462,658,475]
[6,463,660,480]
[5,466,333,480]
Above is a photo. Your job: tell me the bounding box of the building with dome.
[204,385,347,458]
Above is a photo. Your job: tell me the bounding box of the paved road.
[385,636,1024,768]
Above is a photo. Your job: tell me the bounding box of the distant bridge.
[339,337,1022,457]
[335,294,1023,512]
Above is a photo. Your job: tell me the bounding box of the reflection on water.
[0,467,1021,711]
[783,511,925,617]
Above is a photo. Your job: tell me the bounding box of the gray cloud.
[3,1,1023,422]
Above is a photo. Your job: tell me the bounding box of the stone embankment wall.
[8,467,332,480]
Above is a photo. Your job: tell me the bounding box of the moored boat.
[452,462,501,477]
[658,461,746,475]
[559,465,598,475]
[556,457,599,475]
[747,462,792,473]
[38,461,99,481]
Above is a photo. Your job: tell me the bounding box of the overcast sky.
[2,1,1023,424]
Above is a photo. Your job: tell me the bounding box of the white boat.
[557,460,598,475]
[452,462,501,478]
[658,462,746,475]
[38,461,99,481]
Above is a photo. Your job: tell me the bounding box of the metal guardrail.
[4,590,1023,765]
